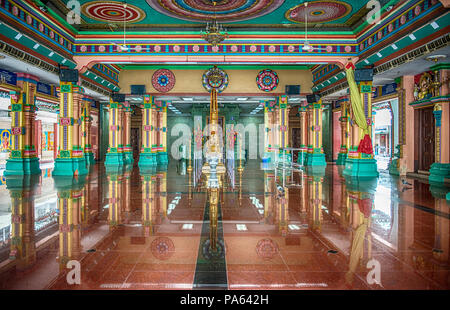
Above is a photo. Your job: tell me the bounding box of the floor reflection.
[0,160,448,290]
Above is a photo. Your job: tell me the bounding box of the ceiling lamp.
[302,2,312,51]
[201,1,228,47]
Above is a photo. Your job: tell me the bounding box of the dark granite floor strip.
[193,194,228,290]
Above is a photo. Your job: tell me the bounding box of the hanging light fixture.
[201,1,228,47]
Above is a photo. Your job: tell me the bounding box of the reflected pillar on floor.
[104,98,124,167]
[276,186,289,236]
[122,101,133,165]
[158,171,167,217]
[307,172,324,232]
[264,172,274,220]
[82,96,95,166]
[81,175,90,228]
[141,172,157,236]
[138,95,157,168]
[6,174,40,270]
[122,168,132,223]
[305,98,326,168]
[53,83,88,176]
[107,169,123,229]
[5,74,41,176]
[337,97,350,165]
[429,187,449,274]
[297,103,308,165]
[53,175,86,271]
[345,181,374,286]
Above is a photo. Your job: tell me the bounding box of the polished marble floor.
[0,159,448,290]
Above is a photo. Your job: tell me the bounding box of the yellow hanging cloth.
[345,62,373,154]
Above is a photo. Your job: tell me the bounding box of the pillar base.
[388,159,400,176]
[157,152,168,166]
[123,151,134,165]
[53,157,88,176]
[138,152,157,168]
[429,163,450,185]
[342,157,379,179]
[85,152,95,166]
[305,153,327,166]
[105,152,124,167]
[4,157,41,176]
[277,151,292,164]
[297,151,307,166]
[336,153,347,165]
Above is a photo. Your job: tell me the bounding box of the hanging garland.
[152,69,176,92]
[256,69,279,92]
[202,66,229,93]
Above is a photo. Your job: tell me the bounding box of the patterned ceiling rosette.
[147,0,284,22]
[82,1,146,23]
[202,66,228,93]
[152,69,176,92]
[285,1,351,24]
[256,69,279,92]
[151,237,175,260]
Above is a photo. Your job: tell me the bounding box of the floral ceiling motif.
[146,0,284,22]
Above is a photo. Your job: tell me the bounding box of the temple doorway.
[418,107,435,173]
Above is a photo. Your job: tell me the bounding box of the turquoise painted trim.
[388,160,400,176]
[342,157,379,179]
[297,151,308,166]
[305,153,327,167]
[4,174,40,191]
[336,153,348,165]
[157,152,169,166]
[429,163,450,185]
[85,152,95,166]
[305,165,326,177]
[123,151,134,165]
[52,175,87,193]
[4,157,41,176]
[105,152,124,167]
[138,152,157,168]
[53,157,88,176]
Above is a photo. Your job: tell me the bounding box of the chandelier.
[200,1,228,47]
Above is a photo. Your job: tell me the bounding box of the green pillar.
[305,99,327,167]
[105,97,124,167]
[138,95,157,168]
[337,97,350,165]
[5,73,41,176]
[53,81,88,176]
[343,80,379,180]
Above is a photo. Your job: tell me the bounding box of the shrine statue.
[417,72,432,100]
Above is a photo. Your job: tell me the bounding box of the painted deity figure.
[417,72,432,100]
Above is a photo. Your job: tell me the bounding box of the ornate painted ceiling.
[45,0,394,31]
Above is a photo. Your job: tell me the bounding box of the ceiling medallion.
[147,0,283,23]
[202,66,229,93]
[81,1,146,23]
[200,1,228,47]
[285,1,351,24]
